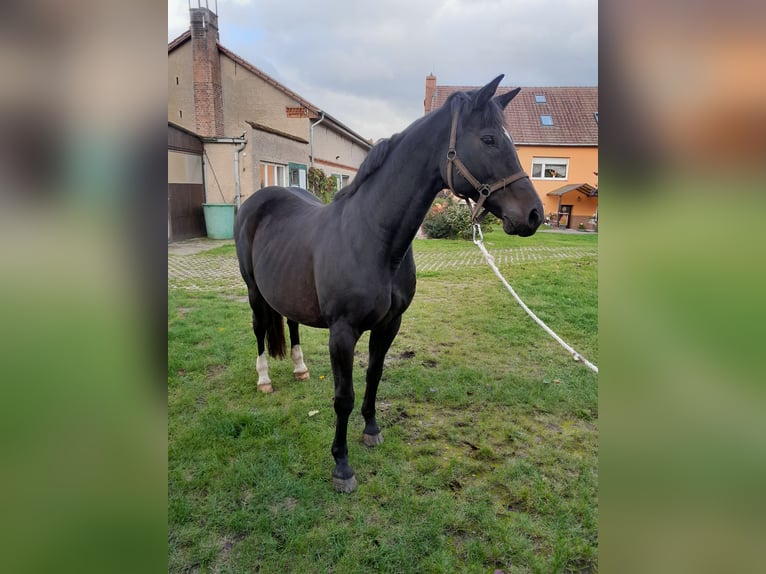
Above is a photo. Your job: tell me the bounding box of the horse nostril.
[528,208,541,227]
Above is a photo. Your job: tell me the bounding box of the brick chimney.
[424,74,437,114]
[191,3,224,137]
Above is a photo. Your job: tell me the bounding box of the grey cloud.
[169,0,596,140]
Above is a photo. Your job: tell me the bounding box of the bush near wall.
[308,167,337,204]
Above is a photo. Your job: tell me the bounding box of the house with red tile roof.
[167,3,372,240]
[425,75,598,230]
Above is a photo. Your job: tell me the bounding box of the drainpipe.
[203,135,247,208]
[309,111,325,168]
[234,138,246,210]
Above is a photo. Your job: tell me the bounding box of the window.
[531,157,569,180]
[260,162,286,188]
[534,94,546,103]
[288,162,307,188]
[332,173,350,190]
[540,115,554,126]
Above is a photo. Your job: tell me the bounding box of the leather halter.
[445,109,530,223]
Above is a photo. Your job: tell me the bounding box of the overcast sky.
[169,0,597,142]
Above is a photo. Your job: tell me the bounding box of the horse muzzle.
[502,205,543,237]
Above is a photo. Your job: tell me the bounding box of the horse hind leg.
[361,315,403,447]
[248,287,274,393]
[254,324,273,393]
[288,320,310,381]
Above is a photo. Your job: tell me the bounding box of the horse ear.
[494,87,521,109]
[472,74,505,109]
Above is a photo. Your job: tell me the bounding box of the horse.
[235,75,543,492]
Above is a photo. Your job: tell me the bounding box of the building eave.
[216,44,372,150]
[516,143,599,147]
[169,31,372,151]
[168,30,191,53]
[246,121,309,144]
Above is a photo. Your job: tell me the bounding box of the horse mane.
[333,132,402,201]
[332,88,504,201]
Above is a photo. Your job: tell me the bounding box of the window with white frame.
[531,157,569,180]
[332,173,350,190]
[260,162,286,188]
[288,162,307,188]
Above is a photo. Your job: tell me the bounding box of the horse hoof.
[293,370,310,381]
[363,432,383,447]
[333,474,358,493]
[257,383,273,394]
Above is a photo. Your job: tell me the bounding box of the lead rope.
[472,224,599,374]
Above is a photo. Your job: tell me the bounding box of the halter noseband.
[445,109,530,223]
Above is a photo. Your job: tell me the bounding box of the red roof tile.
[429,85,598,146]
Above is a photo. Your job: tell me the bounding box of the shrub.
[423,195,495,240]
[308,167,337,204]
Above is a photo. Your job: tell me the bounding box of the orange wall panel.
[516,145,598,219]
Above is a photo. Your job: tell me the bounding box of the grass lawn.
[168,229,598,573]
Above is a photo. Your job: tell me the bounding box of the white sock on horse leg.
[256,353,272,390]
[291,345,309,379]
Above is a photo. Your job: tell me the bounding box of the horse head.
[441,75,544,237]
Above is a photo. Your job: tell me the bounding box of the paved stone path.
[168,237,596,293]
[415,245,595,272]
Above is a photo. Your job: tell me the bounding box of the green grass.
[168,230,597,573]
[416,227,598,254]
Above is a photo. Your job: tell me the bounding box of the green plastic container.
[202,204,235,239]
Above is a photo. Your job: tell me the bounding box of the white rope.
[472,225,598,374]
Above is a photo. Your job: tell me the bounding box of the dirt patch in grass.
[220,294,249,303]
[269,497,298,515]
[354,348,419,369]
[206,364,227,378]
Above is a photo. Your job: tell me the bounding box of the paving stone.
[168,242,597,293]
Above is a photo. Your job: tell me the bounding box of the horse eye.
[481,135,495,146]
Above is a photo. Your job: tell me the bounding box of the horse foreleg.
[287,320,309,381]
[328,322,361,493]
[362,315,402,446]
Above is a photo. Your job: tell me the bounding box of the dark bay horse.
[235,75,543,492]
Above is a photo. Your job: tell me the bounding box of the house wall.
[220,54,309,141]
[250,128,309,197]
[200,142,250,205]
[168,150,203,184]
[168,42,195,132]
[312,123,368,184]
[516,145,599,223]
[169,31,370,207]
[168,123,206,241]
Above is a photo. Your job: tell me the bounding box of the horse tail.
[235,194,286,359]
[265,307,287,359]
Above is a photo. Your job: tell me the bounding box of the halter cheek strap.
[445,110,529,223]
